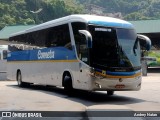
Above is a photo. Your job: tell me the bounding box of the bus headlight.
[90,67,95,73]
[95,82,102,88]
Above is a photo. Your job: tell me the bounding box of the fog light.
[95,83,101,88]
[119,78,123,82]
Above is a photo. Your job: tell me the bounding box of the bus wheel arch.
[62,71,73,91]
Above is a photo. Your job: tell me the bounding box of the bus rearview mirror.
[137,34,151,51]
[79,30,92,48]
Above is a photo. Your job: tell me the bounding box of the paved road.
[0,69,160,120]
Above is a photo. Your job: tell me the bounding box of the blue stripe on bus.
[95,68,141,76]
[106,70,141,76]
[88,21,134,29]
[7,47,77,61]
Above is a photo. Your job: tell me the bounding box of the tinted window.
[71,22,89,63]
[9,24,72,50]
[71,22,87,55]
[46,24,72,50]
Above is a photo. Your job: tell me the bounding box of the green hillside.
[1,0,160,29]
[78,0,160,20]
[0,0,83,29]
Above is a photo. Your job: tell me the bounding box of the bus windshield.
[89,25,141,71]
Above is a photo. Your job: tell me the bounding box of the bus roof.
[10,14,134,37]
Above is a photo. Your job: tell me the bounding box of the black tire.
[107,91,114,96]
[17,71,30,87]
[63,72,74,95]
[17,71,23,87]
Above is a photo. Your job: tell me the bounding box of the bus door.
[78,34,90,90]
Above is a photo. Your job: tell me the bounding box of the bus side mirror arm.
[79,30,93,48]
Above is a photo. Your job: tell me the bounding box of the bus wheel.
[17,71,23,87]
[17,71,29,87]
[63,72,73,95]
[107,91,114,96]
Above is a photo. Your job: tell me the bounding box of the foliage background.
[1,0,160,29]
[0,0,83,29]
[148,51,160,66]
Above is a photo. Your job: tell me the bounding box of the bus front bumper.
[89,73,142,91]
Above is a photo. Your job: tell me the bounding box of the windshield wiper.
[93,62,108,68]
[133,37,138,56]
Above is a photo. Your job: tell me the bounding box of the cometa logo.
[38,50,55,59]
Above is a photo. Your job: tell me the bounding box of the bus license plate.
[115,84,125,89]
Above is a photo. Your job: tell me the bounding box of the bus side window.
[79,34,88,63]
[71,22,87,62]
[46,24,72,50]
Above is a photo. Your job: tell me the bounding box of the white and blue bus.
[7,15,151,95]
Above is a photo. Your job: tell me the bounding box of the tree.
[1,0,160,29]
